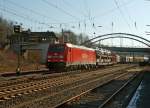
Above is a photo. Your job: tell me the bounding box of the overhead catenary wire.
[62,0,86,30]
[83,0,96,39]
[114,0,139,47]
[83,0,94,29]
[0,6,51,28]
[6,0,136,27]
[93,0,136,20]
[3,0,84,31]
[4,0,137,30]
[42,0,81,21]
[1,0,139,35]
[5,0,61,23]
[62,0,86,17]
[5,0,83,25]
[0,2,74,31]
[113,0,133,33]
[120,0,139,31]
[7,0,136,24]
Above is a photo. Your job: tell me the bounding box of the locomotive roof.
[66,43,95,51]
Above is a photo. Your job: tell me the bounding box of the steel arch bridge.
[90,36,150,47]
[81,33,150,47]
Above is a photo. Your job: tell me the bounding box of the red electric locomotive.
[47,43,96,70]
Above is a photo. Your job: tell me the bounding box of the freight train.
[46,43,119,70]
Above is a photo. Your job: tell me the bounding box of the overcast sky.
[0,0,150,47]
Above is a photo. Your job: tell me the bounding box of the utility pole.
[93,32,96,38]
[17,35,21,75]
[146,25,150,35]
[99,40,101,48]
[62,28,64,43]
[111,22,114,46]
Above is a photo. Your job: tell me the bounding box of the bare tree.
[0,17,13,48]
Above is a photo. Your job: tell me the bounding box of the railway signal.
[13,25,21,33]
[13,25,22,75]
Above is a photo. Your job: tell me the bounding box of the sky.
[0,0,150,47]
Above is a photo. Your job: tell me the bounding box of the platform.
[127,72,150,108]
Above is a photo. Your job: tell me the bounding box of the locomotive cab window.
[48,45,64,52]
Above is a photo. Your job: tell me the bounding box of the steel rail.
[98,72,141,108]
[0,66,132,101]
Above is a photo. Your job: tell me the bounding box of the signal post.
[13,25,22,75]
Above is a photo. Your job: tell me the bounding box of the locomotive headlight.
[48,56,52,58]
[59,55,64,58]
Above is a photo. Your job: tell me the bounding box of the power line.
[1,1,83,30]
[5,0,83,25]
[5,0,137,30]
[120,0,134,23]
[0,6,50,27]
[93,0,136,20]
[42,0,81,21]
[83,0,95,33]
[113,0,137,47]
[120,0,138,32]
[0,5,88,31]
[62,0,86,17]
[5,0,60,23]
[113,0,133,32]
[61,0,87,30]
[2,0,138,34]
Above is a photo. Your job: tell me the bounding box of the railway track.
[0,65,136,108]
[0,69,88,88]
[56,68,143,108]
[0,65,132,100]
[0,64,126,88]
[98,72,142,108]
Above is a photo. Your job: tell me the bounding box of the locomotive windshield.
[48,45,64,52]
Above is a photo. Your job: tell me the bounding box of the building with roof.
[9,31,57,63]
